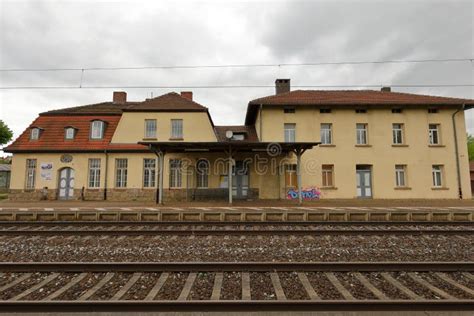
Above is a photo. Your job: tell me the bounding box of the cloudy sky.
[0,0,473,153]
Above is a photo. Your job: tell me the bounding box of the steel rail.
[1,220,473,226]
[0,228,472,236]
[0,300,472,312]
[0,262,473,272]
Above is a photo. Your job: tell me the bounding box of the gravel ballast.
[0,234,471,262]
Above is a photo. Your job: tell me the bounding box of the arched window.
[90,120,105,139]
[30,128,41,140]
[65,127,76,140]
[196,159,209,188]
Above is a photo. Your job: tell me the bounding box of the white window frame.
[144,119,157,139]
[429,124,440,145]
[284,123,296,143]
[25,159,37,189]
[395,165,406,187]
[356,123,368,145]
[432,165,443,187]
[115,159,128,188]
[392,123,404,144]
[143,158,156,188]
[322,164,334,187]
[169,159,182,188]
[320,123,332,145]
[171,119,183,139]
[91,121,105,140]
[65,127,75,140]
[88,158,101,188]
[196,159,209,188]
[30,128,40,140]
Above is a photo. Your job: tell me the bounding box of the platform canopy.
[138,141,320,205]
[138,141,319,153]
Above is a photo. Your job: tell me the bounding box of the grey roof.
[0,164,11,172]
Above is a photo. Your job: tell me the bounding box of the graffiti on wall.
[286,187,321,200]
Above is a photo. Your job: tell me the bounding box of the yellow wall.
[258,105,471,199]
[111,112,217,143]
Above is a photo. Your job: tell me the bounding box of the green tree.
[467,134,474,161]
[0,120,13,146]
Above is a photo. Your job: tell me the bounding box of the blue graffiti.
[287,187,321,200]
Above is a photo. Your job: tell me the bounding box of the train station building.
[4,79,474,202]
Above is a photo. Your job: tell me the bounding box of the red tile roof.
[249,90,474,106]
[245,90,474,125]
[125,92,208,112]
[4,116,122,153]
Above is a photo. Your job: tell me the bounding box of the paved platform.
[0,206,472,222]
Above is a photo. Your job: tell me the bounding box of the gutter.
[103,150,108,200]
[452,104,465,199]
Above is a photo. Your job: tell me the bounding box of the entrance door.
[232,161,249,199]
[356,166,372,198]
[59,168,75,200]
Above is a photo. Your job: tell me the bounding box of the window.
[144,119,157,139]
[284,123,296,142]
[356,123,368,145]
[284,106,295,114]
[320,123,332,145]
[65,127,75,140]
[322,164,334,187]
[392,123,404,144]
[432,165,443,187]
[171,119,183,139]
[115,159,128,188]
[91,120,105,139]
[428,108,439,114]
[395,165,406,187]
[196,159,209,188]
[429,124,440,145]
[88,159,101,188]
[25,159,37,189]
[231,133,245,141]
[143,158,156,188]
[320,108,331,113]
[30,128,40,140]
[284,164,297,188]
[355,109,367,114]
[169,159,182,188]
[392,108,402,113]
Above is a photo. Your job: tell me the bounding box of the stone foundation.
[106,188,156,202]
[8,187,259,202]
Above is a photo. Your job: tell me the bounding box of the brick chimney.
[113,91,127,104]
[381,86,391,92]
[180,91,193,101]
[275,79,291,95]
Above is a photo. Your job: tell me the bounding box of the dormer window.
[65,127,76,140]
[90,120,105,139]
[30,128,41,140]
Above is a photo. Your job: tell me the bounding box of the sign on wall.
[287,187,321,200]
[40,163,53,181]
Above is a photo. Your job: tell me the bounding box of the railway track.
[0,262,473,312]
[0,221,472,236]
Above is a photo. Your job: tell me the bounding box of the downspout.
[452,104,465,199]
[103,149,108,200]
[259,104,263,141]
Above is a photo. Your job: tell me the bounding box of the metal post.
[159,151,165,205]
[228,147,233,205]
[296,150,302,205]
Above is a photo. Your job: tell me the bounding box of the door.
[356,168,372,198]
[232,161,249,199]
[59,168,75,200]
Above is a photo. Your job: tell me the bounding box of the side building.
[5,80,474,201]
